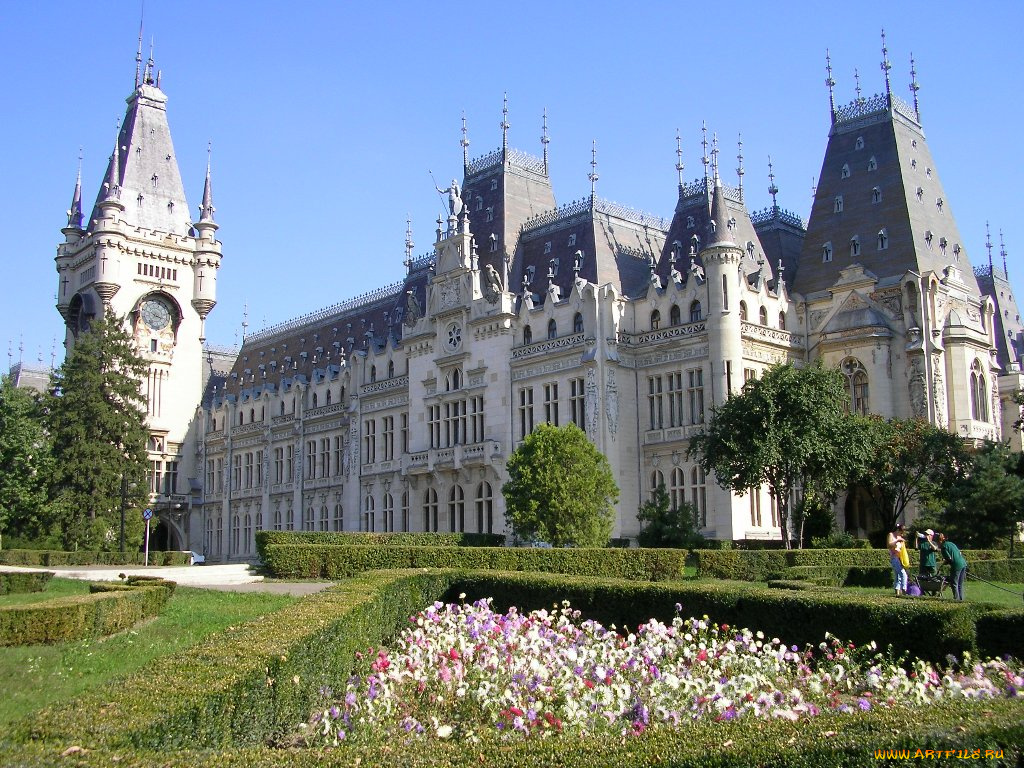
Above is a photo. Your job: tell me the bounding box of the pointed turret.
[63,156,84,236]
[196,146,217,232]
[97,127,124,217]
[707,175,735,248]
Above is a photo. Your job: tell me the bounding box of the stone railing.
[679,176,742,205]
[740,321,803,347]
[644,424,704,444]
[750,206,804,229]
[511,332,586,360]
[401,441,502,475]
[466,147,546,177]
[230,422,265,437]
[305,402,347,418]
[619,322,705,346]
[360,375,409,396]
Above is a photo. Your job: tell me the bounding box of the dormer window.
[855,136,864,150]
[490,178,498,191]
[485,206,494,222]
[489,236,498,253]
[686,216,695,229]
[841,163,850,179]
[850,236,860,257]
[925,230,933,247]
[834,195,843,213]
[568,233,576,246]
[916,186,924,201]
[871,187,882,204]
[867,156,877,171]
[939,237,948,255]
[936,197,944,211]
[476,196,483,211]
[877,229,888,250]
[544,241,552,254]
[822,242,833,262]
[953,244,961,262]
[650,309,661,330]
[911,158,917,169]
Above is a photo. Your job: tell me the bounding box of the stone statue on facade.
[403,290,422,327]
[436,179,465,218]
[482,263,503,303]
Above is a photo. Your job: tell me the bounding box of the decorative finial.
[986,221,993,270]
[701,121,709,183]
[242,303,249,341]
[736,133,744,196]
[811,175,817,202]
[501,92,509,162]
[710,133,719,181]
[541,108,550,176]
[1000,229,1009,278]
[460,111,470,172]
[588,140,599,198]
[199,142,215,222]
[144,36,155,86]
[675,130,684,190]
[134,13,144,88]
[854,68,862,103]
[777,259,785,284]
[768,155,779,211]
[909,53,921,119]
[881,28,892,103]
[825,48,836,123]
[404,215,414,273]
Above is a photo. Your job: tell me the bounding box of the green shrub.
[261,544,687,582]
[0,549,190,566]
[976,608,1024,660]
[784,565,891,588]
[0,570,53,595]
[965,558,1024,582]
[0,581,171,646]
[254,530,504,561]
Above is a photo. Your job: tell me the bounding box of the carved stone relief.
[585,367,598,439]
[605,370,619,440]
[908,355,926,418]
[931,354,947,427]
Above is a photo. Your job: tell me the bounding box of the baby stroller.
[911,572,947,597]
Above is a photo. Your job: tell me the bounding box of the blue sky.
[2,0,1022,368]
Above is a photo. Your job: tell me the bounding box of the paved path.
[0,564,335,596]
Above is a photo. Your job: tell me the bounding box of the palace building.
[55,42,1024,559]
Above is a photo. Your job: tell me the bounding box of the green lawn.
[0,576,91,606]
[0,581,295,727]
[844,579,1024,608]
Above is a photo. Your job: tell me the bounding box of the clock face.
[141,298,171,331]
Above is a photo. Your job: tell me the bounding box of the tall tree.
[0,375,53,547]
[45,310,150,550]
[942,441,1024,549]
[860,417,968,533]
[689,362,870,549]
[502,423,618,547]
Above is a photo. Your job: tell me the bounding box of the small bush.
[0,549,189,567]
[0,571,53,595]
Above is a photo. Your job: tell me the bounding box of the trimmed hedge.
[0,549,191,566]
[0,570,53,595]
[254,530,505,561]
[784,565,891,588]
[694,548,1010,582]
[1,569,1021,768]
[262,543,687,582]
[966,558,1024,583]
[0,579,172,646]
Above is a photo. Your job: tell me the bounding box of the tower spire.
[854,68,862,103]
[541,108,549,176]
[460,111,469,173]
[199,142,215,223]
[66,148,83,229]
[588,140,599,199]
[768,155,779,211]
[404,216,414,273]
[736,133,744,197]
[134,13,144,88]
[1000,229,1009,278]
[700,121,709,185]
[825,48,836,123]
[909,53,921,119]
[985,221,993,271]
[881,28,892,106]
[102,121,122,203]
[500,92,509,163]
[711,133,719,181]
[675,129,684,191]
[143,36,155,86]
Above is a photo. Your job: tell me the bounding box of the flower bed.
[301,598,1024,746]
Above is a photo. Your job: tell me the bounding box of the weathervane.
[768,155,779,210]
[825,48,836,122]
[588,140,599,197]
[541,108,550,176]
[909,53,921,118]
[675,130,684,190]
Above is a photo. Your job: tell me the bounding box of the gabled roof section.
[796,90,980,297]
[976,262,1024,372]
[88,84,192,236]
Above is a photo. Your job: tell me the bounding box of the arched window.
[382,493,394,532]
[722,275,729,311]
[304,506,315,531]
[689,300,702,323]
[423,488,438,532]
[250,408,255,423]
[231,514,240,555]
[970,359,989,422]
[778,312,786,331]
[739,301,747,321]
[401,491,409,532]
[319,505,329,531]
[280,401,285,416]
[670,304,681,326]
[326,389,332,405]
[547,319,557,340]
[650,310,661,330]
[475,482,493,534]
[690,467,707,527]
[840,357,869,415]
[448,485,465,532]
[363,495,375,532]
[834,196,843,213]
[650,470,665,500]
[274,507,283,531]
[871,186,882,204]
[387,360,395,379]
[758,306,768,325]
[877,229,888,250]
[370,365,377,383]
[523,325,533,345]
[670,467,685,511]
[573,312,584,334]
[332,504,344,531]
[447,368,461,391]
[312,393,318,408]
[243,514,252,555]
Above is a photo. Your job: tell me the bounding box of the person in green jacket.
[918,528,940,576]
[937,532,968,601]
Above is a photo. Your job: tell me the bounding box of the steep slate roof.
[976,261,1024,372]
[796,91,980,297]
[89,83,194,237]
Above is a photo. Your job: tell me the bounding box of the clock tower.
[55,51,223,549]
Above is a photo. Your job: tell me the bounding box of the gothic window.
[670,467,685,511]
[670,304,681,326]
[855,136,864,150]
[877,229,888,250]
[867,156,877,171]
[690,466,707,527]
[333,504,343,531]
[739,301,748,321]
[363,495,375,532]
[568,234,577,246]
[650,309,661,330]
[970,360,989,422]
[756,306,766,325]
[312,393,318,408]
[722,275,729,311]
[490,178,498,191]
[650,470,665,499]
[387,360,395,379]
[841,163,850,179]
[544,241,552,254]
[370,365,377,383]
[689,300,702,323]
[476,196,483,211]
[448,485,465,532]
[850,236,860,257]
[822,242,833,263]
[573,312,584,334]
[547,319,557,340]
[475,482,493,534]
[834,196,843,213]
[871,187,882,204]
[250,408,255,423]
[841,357,869,415]
[382,493,394,532]
[686,216,695,229]
[779,311,786,331]
[326,390,332,405]
[523,324,532,345]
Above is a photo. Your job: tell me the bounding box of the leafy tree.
[689,362,871,549]
[502,423,618,547]
[45,310,150,550]
[636,484,705,548]
[0,375,53,547]
[860,417,968,533]
[941,441,1024,549]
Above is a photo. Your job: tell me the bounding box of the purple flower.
[344,692,356,708]
[328,705,340,719]
[858,698,871,711]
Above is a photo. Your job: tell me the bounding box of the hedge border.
[1,569,1021,768]
[0,571,53,595]
[0,549,191,567]
[254,531,505,561]
[0,579,172,646]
